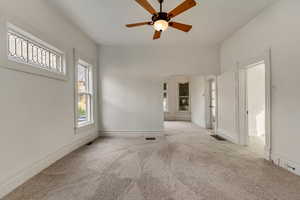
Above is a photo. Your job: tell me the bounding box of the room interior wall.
[247,64,265,137]
[190,76,206,128]
[98,45,220,135]
[0,0,99,197]
[220,0,300,174]
[164,75,191,122]
[217,71,239,143]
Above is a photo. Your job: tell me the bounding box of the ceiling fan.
[126,0,197,40]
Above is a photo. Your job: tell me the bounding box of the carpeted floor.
[4,122,300,200]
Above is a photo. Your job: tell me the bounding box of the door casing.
[237,49,272,160]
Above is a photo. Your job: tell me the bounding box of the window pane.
[8,33,16,56]
[212,108,216,119]
[179,83,189,96]
[76,61,93,127]
[77,94,91,124]
[179,82,189,111]
[211,91,216,98]
[211,99,216,107]
[163,92,168,112]
[16,38,23,58]
[7,26,65,75]
[211,81,216,90]
[179,97,189,111]
[163,83,167,91]
[78,64,89,93]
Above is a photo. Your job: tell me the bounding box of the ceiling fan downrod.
[159,0,163,12]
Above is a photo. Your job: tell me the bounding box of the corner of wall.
[217,129,239,144]
[271,152,300,177]
[0,132,99,199]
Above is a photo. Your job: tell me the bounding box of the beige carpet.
[4,122,300,200]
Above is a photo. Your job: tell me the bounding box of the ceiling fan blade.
[153,30,161,40]
[135,0,157,15]
[168,0,197,18]
[126,22,152,28]
[169,22,192,32]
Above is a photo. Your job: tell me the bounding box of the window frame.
[163,82,169,112]
[177,82,190,112]
[0,21,67,81]
[75,59,94,129]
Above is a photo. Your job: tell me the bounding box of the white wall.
[99,45,220,134]
[0,0,98,197]
[190,76,206,127]
[217,71,238,143]
[247,64,265,136]
[164,76,191,122]
[220,0,300,168]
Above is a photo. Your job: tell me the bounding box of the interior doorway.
[238,51,271,160]
[163,76,191,122]
[246,62,266,157]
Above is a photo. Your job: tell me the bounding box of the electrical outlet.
[285,162,296,172]
[271,154,300,176]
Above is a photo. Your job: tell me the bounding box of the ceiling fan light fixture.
[153,20,169,32]
[126,0,197,40]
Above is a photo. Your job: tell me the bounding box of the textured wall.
[98,45,220,133]
[0,0,98,196]
[220,0,300,164]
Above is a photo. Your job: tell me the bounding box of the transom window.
[77,61,93,127]
[7,24,65,75]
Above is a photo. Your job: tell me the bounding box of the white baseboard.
[249,130,265,137]
[0,132,99,199]
[100,130,164,138]
[271,152,300,176]
[264,148,271,161]
[217,129,239,144]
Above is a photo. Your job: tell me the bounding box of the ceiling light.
[153,20,169,32]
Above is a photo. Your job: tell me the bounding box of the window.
[210,80,217,119]
[163,82,168,112]
[77,61,93,127]
[178,82,189,111]
[7,23,65,75]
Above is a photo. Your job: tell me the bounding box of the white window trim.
[0,20,68,81]
[75,58,95,130]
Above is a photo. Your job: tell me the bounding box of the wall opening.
[163,76,191,122]
[245,62,266,158]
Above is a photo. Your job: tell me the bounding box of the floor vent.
[86,141,94,146]
[145,137,156,141]
[211,135,226,141]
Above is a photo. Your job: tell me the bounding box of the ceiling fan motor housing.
[152,12,170,23]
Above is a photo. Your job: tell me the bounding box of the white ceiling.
[48,0,277,46]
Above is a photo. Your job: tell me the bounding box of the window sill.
[0,58,68,81]
[76,121,95,133]
[177,111,191,114]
